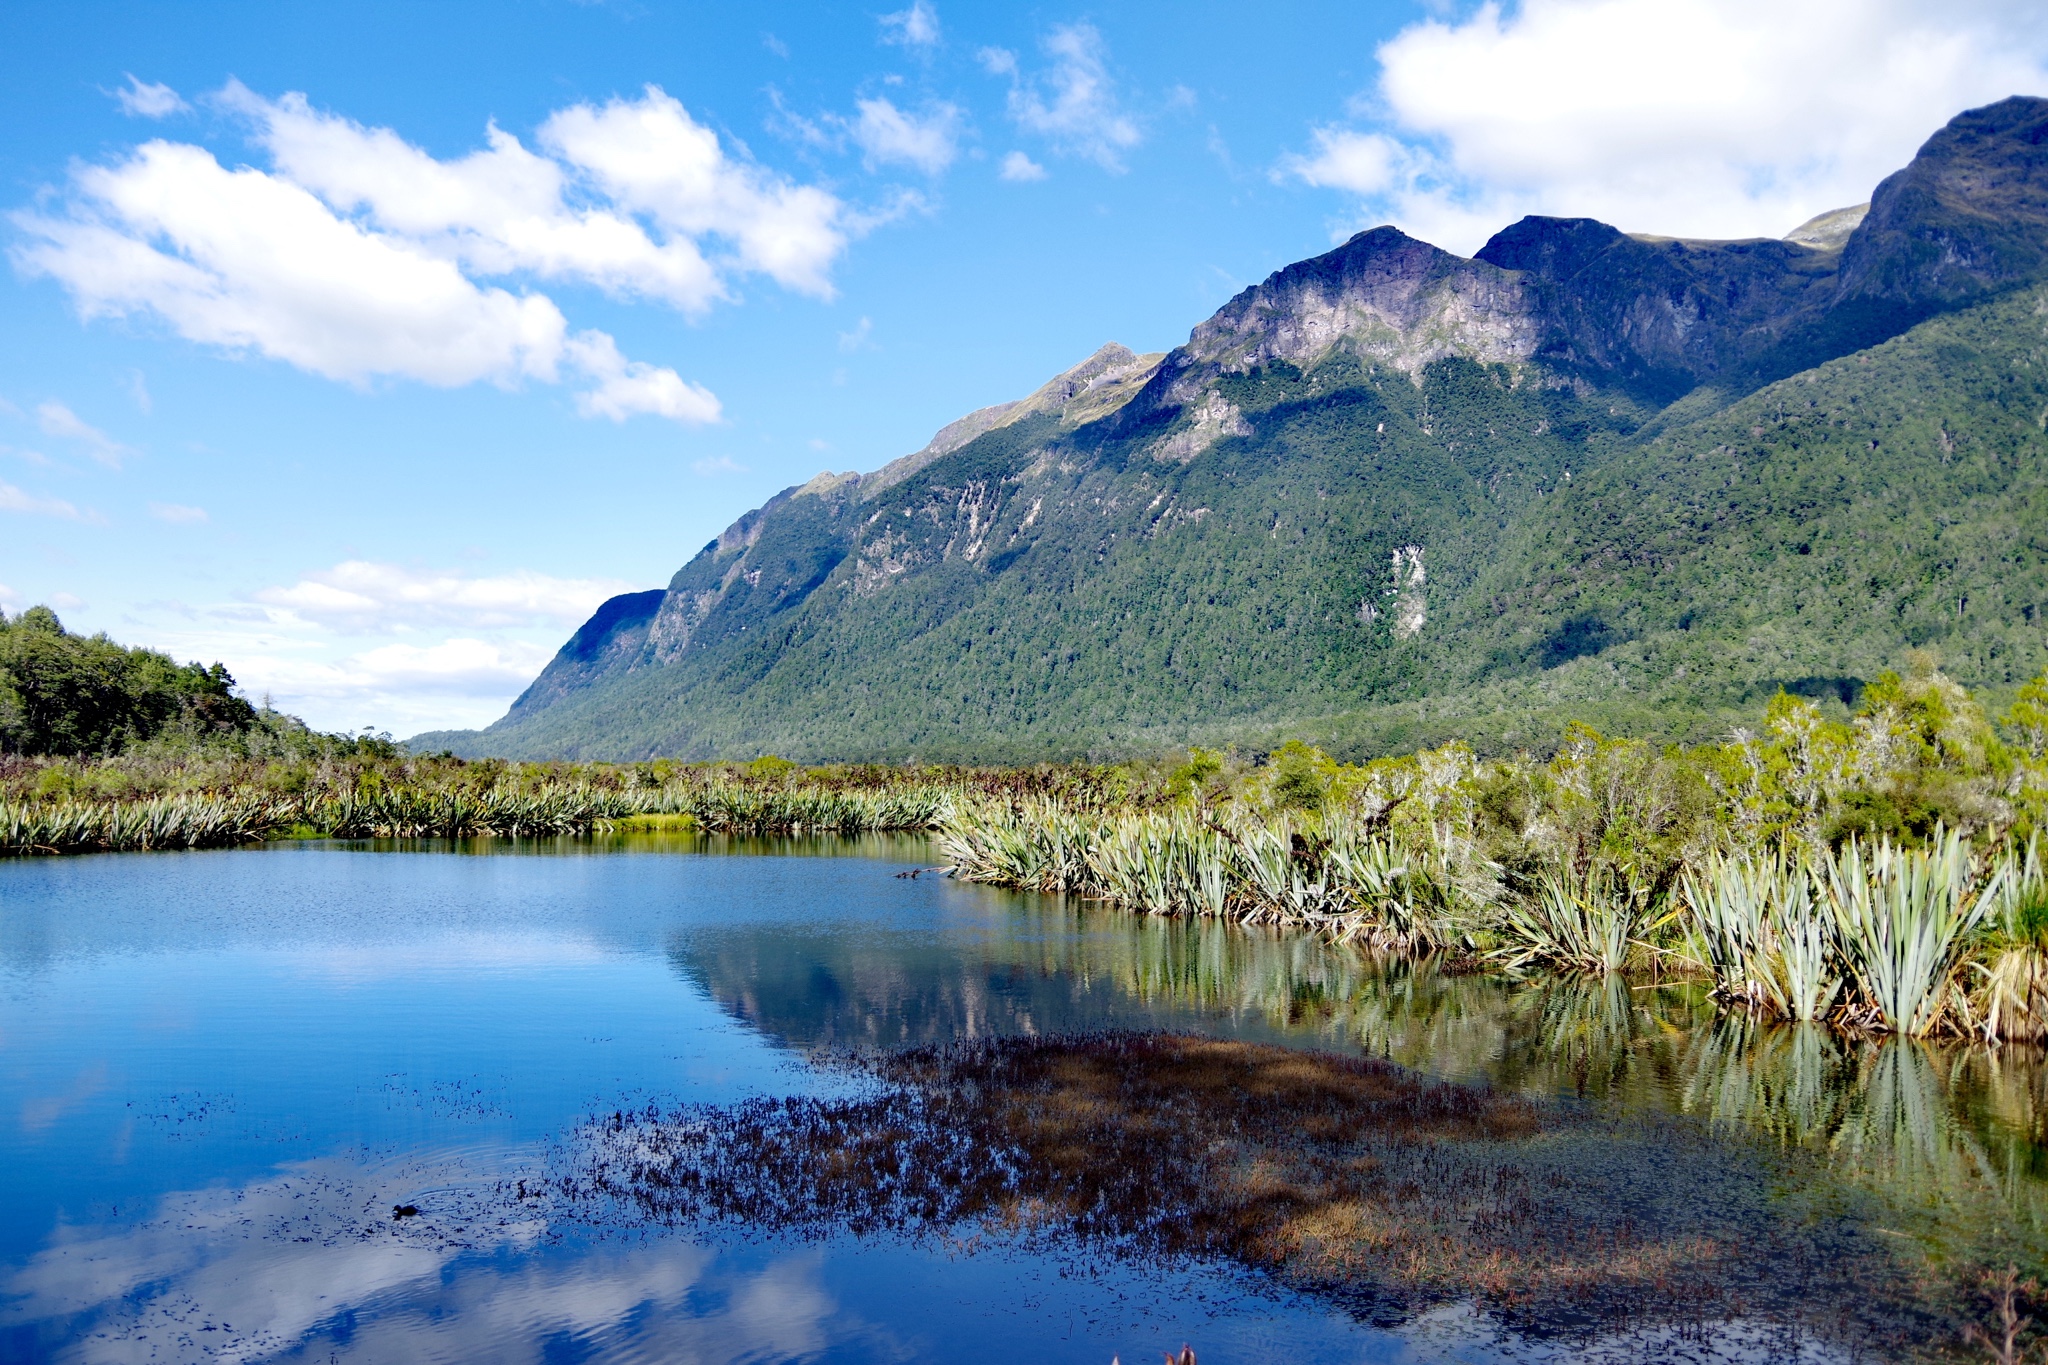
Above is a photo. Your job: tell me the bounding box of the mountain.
[412,96,2048,763]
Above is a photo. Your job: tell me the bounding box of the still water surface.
[0,835,2042,1362]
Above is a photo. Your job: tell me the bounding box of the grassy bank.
[0,750,1084,854]
[938,661,2048,1043]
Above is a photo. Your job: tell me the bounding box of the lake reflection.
[0,836,2032,1361]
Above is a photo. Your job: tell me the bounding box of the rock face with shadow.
[411,97,2048,764]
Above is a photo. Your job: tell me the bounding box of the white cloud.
[10,84,866,425]
[993,23,1141,171]
[15,140,575,388]
[36,400,133,467]
[309,637,554,697]
[224,636,556,732]
[125,369,152,414]
[0,584,17,609]
[149,501,208,523]
[0,481,86,520]
[565,332,722,423]
[1278,129,1413,196]
[1284,0,2048,254]
[114,75,187,119]
[692,454,747,476]
[540,86,849,298]
[879,0,941,49]
[252,560,635,632]
[232,85,725,314]
[999,150,1048,182]
[848,98,961,174]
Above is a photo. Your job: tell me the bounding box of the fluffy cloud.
[237,85,723,312]
[287,637,554,698]
[220,634,556,731]
[10,84,862,422]
[849,98,961,174]
[1279,129,1414,197]
[999,150,1047,182]
[879,0,941,49]
[1284,0,2048,252]
[115,75,187,119]
[148,501,208,523]
[252,560,635,632]
[540,87,847,298]
[987,24,1141,171]
[565,332,721,423]
[36,400,133,468]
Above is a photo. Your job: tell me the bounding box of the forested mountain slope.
[413,96,2048,762]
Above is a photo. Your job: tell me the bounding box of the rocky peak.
[1150,225,1537,409]
[1837,95,2048,314]
[1783,205,1868,251]
[859,342,1163,498]
[1475,217,1630,281]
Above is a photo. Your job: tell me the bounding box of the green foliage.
[1267,740,1332,812]
[0,606,257,755]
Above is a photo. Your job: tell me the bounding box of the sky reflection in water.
[0,835,2027,1361]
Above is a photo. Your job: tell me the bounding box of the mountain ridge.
[411,95,2048,762]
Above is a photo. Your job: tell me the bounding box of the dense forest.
[0,606,259,755]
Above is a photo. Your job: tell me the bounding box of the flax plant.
[1494,864,1660,974]
[1977,836,2048,1042]
[1823,830,2003,1037]
[1682,852,1841,1023]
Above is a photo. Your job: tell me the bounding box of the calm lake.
[1,835,2042,1363]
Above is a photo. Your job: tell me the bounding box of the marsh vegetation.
[941,660,2048,1044]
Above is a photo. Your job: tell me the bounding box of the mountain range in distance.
[411,96,2048,763]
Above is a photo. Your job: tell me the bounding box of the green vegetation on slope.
[430,356,1646,761]
[418,99,2048,765]
[431,290,2048,763]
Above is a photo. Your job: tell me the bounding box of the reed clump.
[0,766,952,854]
[938,658,2048,1041]
[0,793,297,855]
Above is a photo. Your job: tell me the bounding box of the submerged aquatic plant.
[563,1031,1930,1354]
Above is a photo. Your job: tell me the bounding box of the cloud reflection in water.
[1,1151,878,1364]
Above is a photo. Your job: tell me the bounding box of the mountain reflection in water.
[0,837,2039,1362]
[672,888,2048,1271]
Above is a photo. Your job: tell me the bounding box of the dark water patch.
[559,1031,1941,1360]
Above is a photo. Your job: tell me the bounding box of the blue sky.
[4,0,2045,736]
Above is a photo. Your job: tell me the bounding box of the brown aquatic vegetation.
[565,1032,1935,1351]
